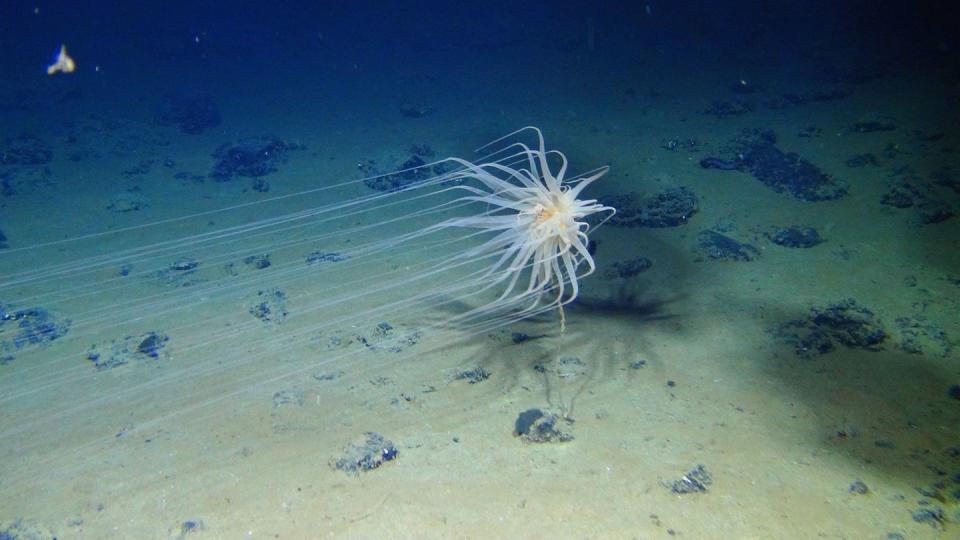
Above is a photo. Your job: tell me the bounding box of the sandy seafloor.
[1,34,959,540]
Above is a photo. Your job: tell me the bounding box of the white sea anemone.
[430,126,614,316]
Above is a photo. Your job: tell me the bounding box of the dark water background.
[2,1,957,115]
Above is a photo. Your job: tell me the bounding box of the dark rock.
[811,299,887,349]
[0,519,58,540]
[699,157,740,170]
[514,408,544,436]
[911,506,946,529]
[849,480,869,494]
[881,169,957,224]
[603,187,699,228]
[775,298,887,358]
[918,204,953,224]
[604,256,653,278]
[455,367,491,384]
[171,257,200,272]
[697,230,759,261]
[272,389,305,408]
[669,465,712,494]
[0,304,71,354]
[700,129,846,201]
[767,226,823,248]
[511,332,530,344]
[734,129,846,201]
[249,288,287,324]
[0,228,7,249]
[516,411,573,443]
[243,254,271,270]
[0,133,53,165]
[881,183,919,208]
[332,432,398,474]
[532,357,587,379]
[0,165,53,196]
[354,321,420,353]
[173,519,206,539]
[87,331,169,370]
[556,356,587,379]
[362,154,452,192]
[251,178,270,192]
[896,315,951,357]
[152,257,204,287]
[661,138,701,152]
[306,251,348,265]
[107,190,149,212]
[136,331,169,358]
[210,136,302,181]
[947,384,960,401]
[312,370,344,381]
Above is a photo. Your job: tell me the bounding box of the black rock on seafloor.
[0,304,71,355]
[210,136,302,181]
[604,256,653,278]
[774,298,887,357]
[766,226,823,248]
[602,187,699,228]
[668,465,713,494]
[699,129,846,202]
[513,409,573,443]
[697,230,759,261]
[332,432,398,474]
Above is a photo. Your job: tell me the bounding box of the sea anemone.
[432,127,614,318]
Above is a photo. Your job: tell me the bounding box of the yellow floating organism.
[46,44,75,75]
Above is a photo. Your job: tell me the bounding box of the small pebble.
[849,480,869,494]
